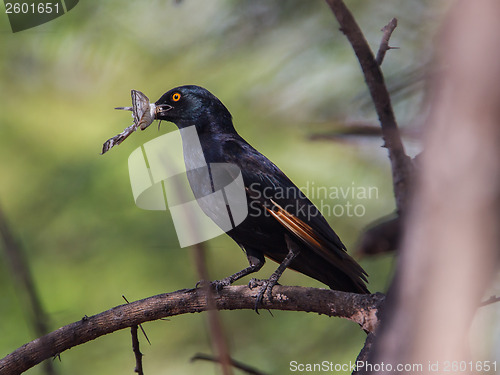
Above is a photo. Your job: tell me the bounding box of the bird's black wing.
[221,137,368,286]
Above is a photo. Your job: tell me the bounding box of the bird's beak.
[155,104,173,119]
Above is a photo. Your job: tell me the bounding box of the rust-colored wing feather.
[265,199,367,285]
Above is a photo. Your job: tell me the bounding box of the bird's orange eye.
[172,93,181,102]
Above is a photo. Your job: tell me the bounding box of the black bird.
[154,85,369,304]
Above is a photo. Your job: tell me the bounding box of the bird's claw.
[196,278,232,292]
[248,278,264,289]
[253,278,280,313]
[195,279,209,289]
[211,278,232,292]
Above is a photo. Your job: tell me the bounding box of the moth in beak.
[116,89,156,130]
[102,90,157,154]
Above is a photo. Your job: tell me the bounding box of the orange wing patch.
[266,199,368,281]
[265,199,323,250]
[265,199,350,264]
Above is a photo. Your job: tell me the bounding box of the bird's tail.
[283,251,369,294]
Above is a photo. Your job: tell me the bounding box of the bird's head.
[155,85,234,134]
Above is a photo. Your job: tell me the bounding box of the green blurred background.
[0,1,443,374]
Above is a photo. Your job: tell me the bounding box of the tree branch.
[376,18,399,66]
[352,332,376,375]
[0,286,384,375]
[324,0,413,213]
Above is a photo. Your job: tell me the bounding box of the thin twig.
[191,353,269,375]
[131,326,144,375]
[324,0,413,213]
[376,18,399,65]
[479,295,500,307]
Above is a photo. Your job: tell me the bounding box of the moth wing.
[131,90,154,130]
[131,90,150,126]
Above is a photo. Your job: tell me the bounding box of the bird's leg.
[254,236,300,312]
[210,249,265,291]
